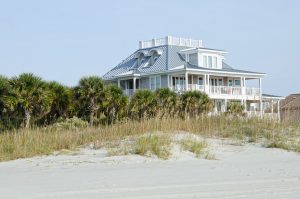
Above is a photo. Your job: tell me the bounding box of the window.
[208,56,212,68]
[228,79,233,86]
[218,79,223,86]
[198,77,203,85]
[150,75,161,90]
[203,56,207,67]
[149,52,159,66]
[213,57,218,68]
[203,55,217,68]
[234,79,241,87]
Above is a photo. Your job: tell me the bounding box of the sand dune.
[0,138,300,199]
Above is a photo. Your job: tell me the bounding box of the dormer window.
[149,49,162,66]
[136,52,145,66]
[203,55,218,68]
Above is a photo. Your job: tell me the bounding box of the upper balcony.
[139,36,203,49]
[172,84,261,100]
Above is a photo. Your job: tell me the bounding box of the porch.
[118,78,140,97]
[169,73,261,100]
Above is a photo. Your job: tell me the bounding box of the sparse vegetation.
[0,116,299,162]
[180,138,208,158]
[134,134,171,159]
[0,73,300,162]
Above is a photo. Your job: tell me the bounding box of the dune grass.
[180,138,208,158]
[0,116,299,162]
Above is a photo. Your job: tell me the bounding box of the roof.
[186,62,265,75]
[281,94,300,109]
[103,42,265,80]
[262,93,284,100]
[262,94,283,98]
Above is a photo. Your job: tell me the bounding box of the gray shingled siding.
[189,53,198,65]
[161,75,168,88]
[140,77,149,89]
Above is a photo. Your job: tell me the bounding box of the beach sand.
[0,137,300,199]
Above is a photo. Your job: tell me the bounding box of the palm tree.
[155,88,178,118]
[74,76,104,126]
[129,89,157,119]
[9,73,52,128]
[0,76,12,114]
[180,91,212,118]
[103,84,128,124]
[42,81,71,124]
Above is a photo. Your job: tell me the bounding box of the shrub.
[134,134,171,159]
[226,102,246,116]
[180,138,208,158]
[51,117,88,131]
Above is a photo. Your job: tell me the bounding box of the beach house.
[103,36,283,118]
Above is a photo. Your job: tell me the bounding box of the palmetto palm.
[130,89,157,119]
[103,84,128,124]
[74,76,104,126]
[0,75,14,114]
[43,81,71,124]
[9,73,52,128]
[155,88,178,118]
[180,91,212,118]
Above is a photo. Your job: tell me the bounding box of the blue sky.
[0,0,299,96]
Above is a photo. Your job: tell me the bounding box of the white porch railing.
[188,84,205,92]
[123,89,134,97]
[246,88,260,96]
[172,85,186,92]
[170,84,260,98]
[210,86,242,95]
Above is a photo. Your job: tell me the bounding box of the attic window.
[137,53,145,66]
[149,51,160,66]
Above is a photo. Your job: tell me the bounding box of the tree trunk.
[89,111,94,127]
[89,98,95,127]
[24,108,31,128]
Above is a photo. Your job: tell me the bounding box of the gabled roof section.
[103,36,266,80]
[103,46,168,80]
[186,62,265,76]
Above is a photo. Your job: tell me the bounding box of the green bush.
[226,102,245,116]
[51,117,88,131]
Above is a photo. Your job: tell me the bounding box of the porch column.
[185,72,188,91]
[277,100,281,121]
[167,75,170,89]
[271,100,274,114]
[133,77,136,93]
[169,75,172,90]
[117,79,120,88]
[208,74,210,94]
[259,78,263,118]
[204,74,207,93]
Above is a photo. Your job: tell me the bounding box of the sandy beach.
[0,138,300,199]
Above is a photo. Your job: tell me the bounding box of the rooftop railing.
[139,36,203,49]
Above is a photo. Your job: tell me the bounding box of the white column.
[170,75,172,90]
[185,72,188,91]
[133,77,136,93]
[259,78,263,118]
[167,75,170,89]
[207,74,210,94]
[204,74,207,93]
[117,79,120,88]
[277,100,281,121]
[271,100,274,114]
